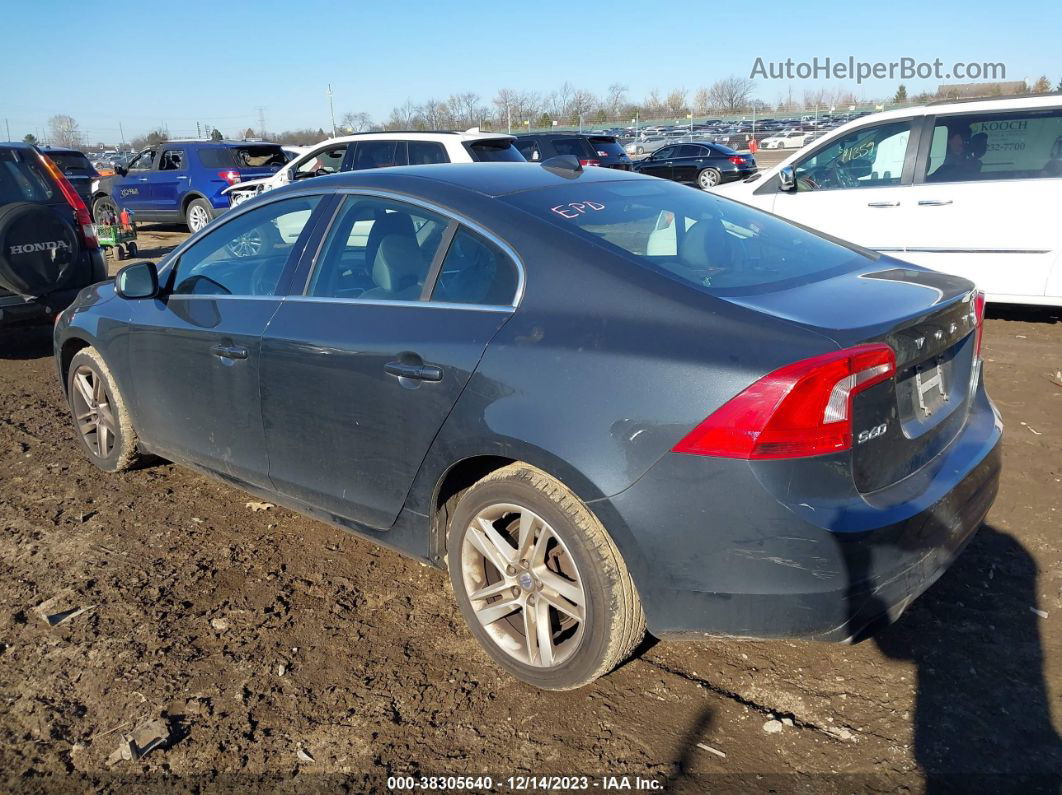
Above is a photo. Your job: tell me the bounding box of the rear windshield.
[502,180,874,294]
[588,137,625,156]
[551,137,596,159]
[44,151,95,175]
[0,148,56,203]
[464,139,525,162]
[197,145,286,169]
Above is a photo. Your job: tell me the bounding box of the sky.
[2,0,1060,145]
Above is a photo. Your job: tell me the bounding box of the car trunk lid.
[722,265,981,492]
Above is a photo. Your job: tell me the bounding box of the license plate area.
[895,339,971,438]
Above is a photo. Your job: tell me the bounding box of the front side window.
[171,196,321,296]
[924,109,1062,182]
[794,121,910,191]
[308,196,447,301]
[503,180,874,294]
[295,143,348,177]
[654,146,676,159]
[127,149,156,171]
[432,228,518,306]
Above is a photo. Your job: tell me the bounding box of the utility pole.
[507,104,512,134]
[326,85,337,137]
[4,118,10,142]
[119,121,125,149]
[257,106,267,139]
[196,121,201,138]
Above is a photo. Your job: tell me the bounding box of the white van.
[714,95,1062,306]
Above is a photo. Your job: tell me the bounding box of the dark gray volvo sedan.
[54,160,1001,689]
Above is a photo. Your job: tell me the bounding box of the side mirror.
[115,261,158,299]
[291,170,318,181]
[115,166,128,177]
[778,165,796,192]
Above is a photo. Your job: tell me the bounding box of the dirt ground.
[0,227,1059,793]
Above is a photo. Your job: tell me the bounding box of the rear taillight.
[729,156,746,165]
[578,159,601,167]
[973,290,986,362]
[218,170,241,185]
[673,344,896,460]
[37,152,98,249]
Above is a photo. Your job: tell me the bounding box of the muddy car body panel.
[55,163,1002,643]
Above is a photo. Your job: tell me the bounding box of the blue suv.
[91,140,287,232]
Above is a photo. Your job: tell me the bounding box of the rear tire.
[92,196,118,225]
[698,168,721,189]
[446,463,645,690]
[66,347,142,473]
[185,198,213,233]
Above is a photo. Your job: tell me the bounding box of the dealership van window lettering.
[925,110,1062,182]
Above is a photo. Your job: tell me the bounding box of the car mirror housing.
[115,166,128,177]
[115,261,159,300]
[778,165,796,192]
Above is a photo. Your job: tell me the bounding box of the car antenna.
[540,155,582,178]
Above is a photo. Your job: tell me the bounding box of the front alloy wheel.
[70,365,116,458]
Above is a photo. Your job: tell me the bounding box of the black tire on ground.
[446,463,645,690]
[698,168,722,189]
[92,196,119,225]
[185,198,213,233]
[66,347,142,473]
[126,242,138,258]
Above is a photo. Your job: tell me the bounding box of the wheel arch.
[181,191,210,213]
[58,334,95,396]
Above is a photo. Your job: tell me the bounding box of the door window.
[294,143,348,178]
[924,109,1062,182]
[307,196,447,301]
[353,140,408,170]
[127,149,156,171]
[158,150,186,171]
[654,146,677,159]
[407,140,449,165]
[431,228,519,306]
[516,139,541,161]
[170,196,321,296]
[794,121,911,191]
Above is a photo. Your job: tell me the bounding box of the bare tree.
[604,83,628,119]
[665,88,689,116]
[569,88,598,123]
[417,98,449,130]
[708,76,755,113]
[642,89,667,117]
[340,111,373,132]
[48,114,82,148]
[692,87,711,115]
[385,100,423,130]
[449,92,483,129]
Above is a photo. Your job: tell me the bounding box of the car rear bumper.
[597,386,1002,642]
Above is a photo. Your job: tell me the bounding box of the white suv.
[715,95,1062,306]
[224,130,523,207]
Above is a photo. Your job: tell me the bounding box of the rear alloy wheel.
[185,198,213,233]
[67,347,141,472]
[446,464,644,690]
[92,196,119,225]
[698,168,721,189]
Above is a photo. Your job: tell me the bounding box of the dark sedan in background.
[54,161,1000,690]
[634,140,757,188]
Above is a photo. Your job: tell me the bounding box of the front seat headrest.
[372,234,423,293]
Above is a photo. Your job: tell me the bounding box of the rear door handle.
[918,199,953,206]
[210,344,248,360]
[385,361,442,382]
[867,201,901,207]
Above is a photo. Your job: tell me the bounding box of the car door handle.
[210,344,248,360]
[867,201,901,207]
[385,361,442,382]
[918,199,953,206]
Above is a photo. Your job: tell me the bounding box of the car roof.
[292,131,515,147]
[284,161,647,199]
[836,93,1062,127]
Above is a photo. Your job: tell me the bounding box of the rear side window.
[515,139,541,161]
[551,138,596,159]
[353,140,408,169]
[503,180,872,294]
[197,148,235,168]
[432,228,518,306]
[407,141,449,165]
[924,109,1062,182]
[464,139,525,162]
[0,149,55,203]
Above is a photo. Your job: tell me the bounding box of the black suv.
[40,147,99,207]
[0,144,106,327]
[513,134,601,166]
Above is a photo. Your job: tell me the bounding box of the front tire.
[185,198,213,233]
[67,347,142,472]
[698,168,721,189]
[446,464,645,690]
[92,196,118,225]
